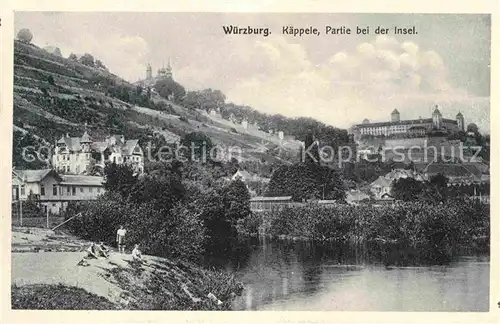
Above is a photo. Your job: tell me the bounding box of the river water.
[207,238,490,311]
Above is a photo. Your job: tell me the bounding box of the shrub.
[259,199,489,264]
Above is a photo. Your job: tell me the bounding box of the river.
[206,237,490,311]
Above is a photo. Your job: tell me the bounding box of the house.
[12,169,105,214]
[369,169,423,200]
[209,108,222,119]
[231,170,255,182]
[369,176,393,200]
[345,190,370,205]
[415,161,489,185]
[52,131,144,175]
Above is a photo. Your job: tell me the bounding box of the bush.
[66,192,205,261]
[258,199,489,264]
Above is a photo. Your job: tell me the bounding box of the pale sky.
[15,12,491,132]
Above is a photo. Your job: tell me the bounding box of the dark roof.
[80,131,92,143]
[391,109,399,114]
[456,111,463,117]
[13,169,62,183]
[425,164,471,177]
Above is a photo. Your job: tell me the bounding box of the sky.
[14,12,491,132]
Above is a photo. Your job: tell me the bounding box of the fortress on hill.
[351,105,465,138]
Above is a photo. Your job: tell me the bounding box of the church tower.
[432,105,442,129]
[166,58,173,79]
[456,111,465,132]
[146,63,152,80]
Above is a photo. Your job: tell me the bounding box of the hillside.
[13,40,322,169]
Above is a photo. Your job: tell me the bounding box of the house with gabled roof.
[53,131,144,175]
[12,169,105,214]
[231,170,254,182]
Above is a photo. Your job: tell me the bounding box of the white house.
[241,120,249,129]
[231,170,254,182]
[12,169,105,214]
[369,169,424,200]
[53,132,144,175]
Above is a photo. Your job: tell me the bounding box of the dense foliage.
[12,130,50,169]
[391,174,489,202]
[265,163,346,201]
[248,198,489,265]
[66,152,252,261]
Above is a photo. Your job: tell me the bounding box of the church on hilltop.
[351,105,465,138]
[137,59,174,88]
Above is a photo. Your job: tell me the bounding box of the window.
[72,187,76,196]
[53,184,57,196]
[67,186,71,195]
[80,187,84,193]
[113,157,116,163]
[97,188,101,193]
[59,186,63,195]
[89,187,93,193]
[21,185,25,196]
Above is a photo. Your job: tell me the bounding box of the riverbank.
[238,199,489,265]
[11,227,243,310]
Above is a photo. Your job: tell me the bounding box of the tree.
[17,29,33,43]
[128,172,185,212]
[12,131,49,169]
[103,163,138,198]
[304,133,320,164]
[429,173,448,190]
[391,178,423,201]
[467,123,479,134]
[222,179,251,223]
[47,75,55,86]
[154,79,186,102]
[180,132,215,163]
[79,53,95,67]
[68,53,78,61]
[265,163,345,201]
[95,59,107,70]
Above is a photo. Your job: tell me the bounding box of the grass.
[104,258,243,310]
[11,284,118,310]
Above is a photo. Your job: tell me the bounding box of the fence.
[11,216,65,229]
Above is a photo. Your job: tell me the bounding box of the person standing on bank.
[116,225,127,254]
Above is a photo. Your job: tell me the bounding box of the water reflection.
[206,238,489,311]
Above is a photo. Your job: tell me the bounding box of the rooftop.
[355,118,457,128]
[61,175,104,186]
[13,169,61,183]
[250,196,293,202]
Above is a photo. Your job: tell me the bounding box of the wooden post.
[19,200,23,227]
[46,205,49,229]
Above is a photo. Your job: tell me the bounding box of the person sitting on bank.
[131,244,145,263]
[77,242,99,266]
[97,242,109,258]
